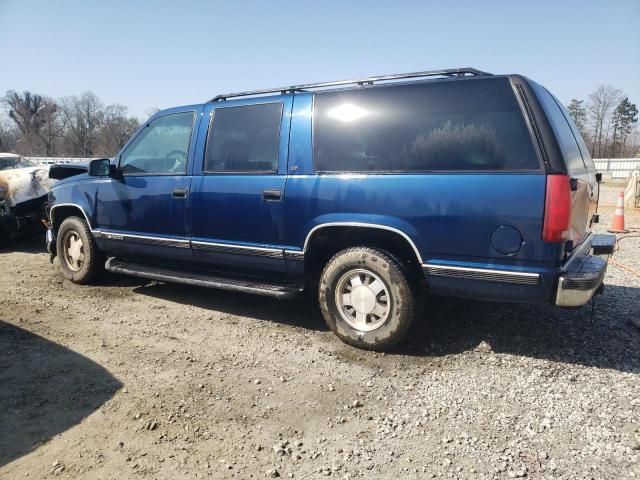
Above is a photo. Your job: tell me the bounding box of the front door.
[189,98,292,278]
[96,109,200,264]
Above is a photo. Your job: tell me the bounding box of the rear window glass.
[532,83,586,173]
[313,77,539,172]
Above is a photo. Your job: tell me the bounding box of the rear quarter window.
[554,97,596,172]
[313,77,540,173]
[531,83,587,173]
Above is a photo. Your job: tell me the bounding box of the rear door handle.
[262,189,282,201]
[172,187,189,199]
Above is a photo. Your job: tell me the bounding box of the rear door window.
[531,83,587,173]
[313,77,540,173]
[204,103,283,173]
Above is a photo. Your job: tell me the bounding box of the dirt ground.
[1,184,639,479]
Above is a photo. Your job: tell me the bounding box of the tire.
[56,216,104,284]
[318,247,417,351]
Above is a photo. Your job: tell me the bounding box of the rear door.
[532,84,595,248]
[189,98,292,278]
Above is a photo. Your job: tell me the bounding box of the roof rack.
[209,67,492,102]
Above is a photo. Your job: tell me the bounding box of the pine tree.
[567,99,587,135]
[610,98,638,157]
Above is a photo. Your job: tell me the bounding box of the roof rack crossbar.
[209,67,492,102]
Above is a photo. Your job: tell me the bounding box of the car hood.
[0,166,54,208]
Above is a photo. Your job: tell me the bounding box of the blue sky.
[1,0,638,120]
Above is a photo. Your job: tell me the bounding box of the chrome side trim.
[49,203,93,230]
[192,240,283,258]
[49,215,422,264]
[96,230,190,249]
[423,263,540,285]
[49,205,292,256]
[284,250,305,261]
[192,240,281,253]
[95,229,288,256]
[424,263,540,277]
[303,222,423,264]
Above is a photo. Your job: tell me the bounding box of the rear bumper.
[555,256,607,307]
[554,233,615,307]
[421,233,616,306]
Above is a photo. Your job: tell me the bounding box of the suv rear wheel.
[56,216,104,284]
[318,247,417,350]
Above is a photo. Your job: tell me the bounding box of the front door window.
[120,112,195,175]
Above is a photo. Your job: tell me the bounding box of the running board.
[105,257,303,299]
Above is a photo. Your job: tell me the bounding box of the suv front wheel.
[56,216,105,284]
[319,247,417,350]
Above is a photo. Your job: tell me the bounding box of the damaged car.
[0,153,53,242]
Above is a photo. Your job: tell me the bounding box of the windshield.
[0,156,36,170]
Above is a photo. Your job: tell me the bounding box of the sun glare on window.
[327,103,368,122]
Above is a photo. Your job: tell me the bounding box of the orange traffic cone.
[608,191,629,233]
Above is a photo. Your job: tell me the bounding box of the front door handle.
[262,189,282,201]
[172,187,189,199]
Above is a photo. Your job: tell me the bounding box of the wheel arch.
[50,203,93,234]
[303,223,424,281]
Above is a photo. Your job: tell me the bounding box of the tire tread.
[319,246,417,350]
[56,216,104,284]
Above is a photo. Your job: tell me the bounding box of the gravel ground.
[0,184,638,479]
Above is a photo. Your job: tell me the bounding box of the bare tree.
[2,90,142,158]
[36,100,65,156]
[0,117,20,152]
[587,85,622,157]
[145,107,160,119]
[96,104,139,157]
[59,92,105,157]
[3,91,45,135]
[2,90,57,155]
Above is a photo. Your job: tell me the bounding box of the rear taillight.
[542,174,571,242]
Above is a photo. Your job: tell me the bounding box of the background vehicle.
[45,68,615,350]
[0,153,52,242]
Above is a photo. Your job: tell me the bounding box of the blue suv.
[46,68,615,350]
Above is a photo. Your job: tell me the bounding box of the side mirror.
[595,172,602,183]
[88,158,111,177]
